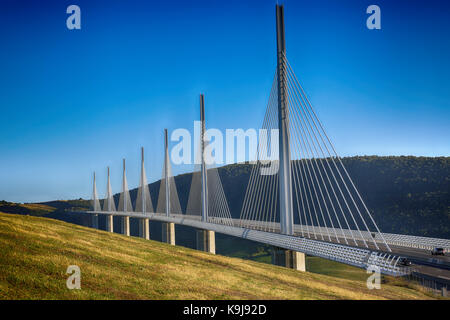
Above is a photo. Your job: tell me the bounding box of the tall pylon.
[186,94,233,226]
[164,129,170,216]
[91,172,101,211]
[118,159,133,212]
[276,4,294,235]
[200,94,209,222]
[119,159,132,236]
[103,167,116,212]
[156,129,182,215]
[135,147,154,214]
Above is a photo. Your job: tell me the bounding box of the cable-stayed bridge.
[85,5,450,277]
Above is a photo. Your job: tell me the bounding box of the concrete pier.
[271,247,306,271]
[91,214,99,229]
[106,215,113,232]
[196,229,216,254]
[139,218,150,240]
[162,222,175,245]
[121,216,130,236]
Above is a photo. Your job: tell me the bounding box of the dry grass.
[0,212,436,300]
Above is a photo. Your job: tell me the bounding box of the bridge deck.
[87,210,412,276]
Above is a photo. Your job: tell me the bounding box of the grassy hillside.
[0,212,435,300]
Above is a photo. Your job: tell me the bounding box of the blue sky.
[0,0,449,203]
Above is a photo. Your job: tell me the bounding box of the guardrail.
[87,210,410,276]
[237,220,450,251]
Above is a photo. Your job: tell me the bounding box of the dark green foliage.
[339,156,449,238]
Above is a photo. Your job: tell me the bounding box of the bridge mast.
[162,128,176,244]
[141,147,146,214]
[122,159,127,211]
[105,166,114,232]
[91,172,99,228]
[164,128,170,217]
[200,94,209,222]
[196,93,215,254]
[92,172,98,210]
[276,4,294,235]
[107,166,112,211]
[121,158,130,235]
[139,146,150,239]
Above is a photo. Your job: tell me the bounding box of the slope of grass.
[0,212,435,300]
[306,257,370,282]
[221,241,372,282]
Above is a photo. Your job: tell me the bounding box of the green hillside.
[0,212,435,300]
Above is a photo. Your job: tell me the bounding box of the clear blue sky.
[0,0,449,203]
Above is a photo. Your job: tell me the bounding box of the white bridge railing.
[87,210,411,276]
[234,219,450,252]
[291,225,450,251]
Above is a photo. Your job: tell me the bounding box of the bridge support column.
[139,218,150,240]
[196,230,215,254]
[162,222,175,245]
[121,216,130,236]
[276,4,294,236]
[91,214,98,229]
[106,215,113,232]
[271,247,306,271]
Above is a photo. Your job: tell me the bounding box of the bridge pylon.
[104,166,115,232]
[91,172,99,229]
[164,129,170,217]
[196,94,216,254]
[274,4,306,271]
[120,159,130,236]
[161,129,175,245]
[200,94,209,223]
[276,4,294,236]
[138,147,150,240]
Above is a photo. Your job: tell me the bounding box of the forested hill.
[2,156,448,239]
[127,156,449,239]
[314,156,449,238]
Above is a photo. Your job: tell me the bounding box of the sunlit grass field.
[0,212,436,300]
